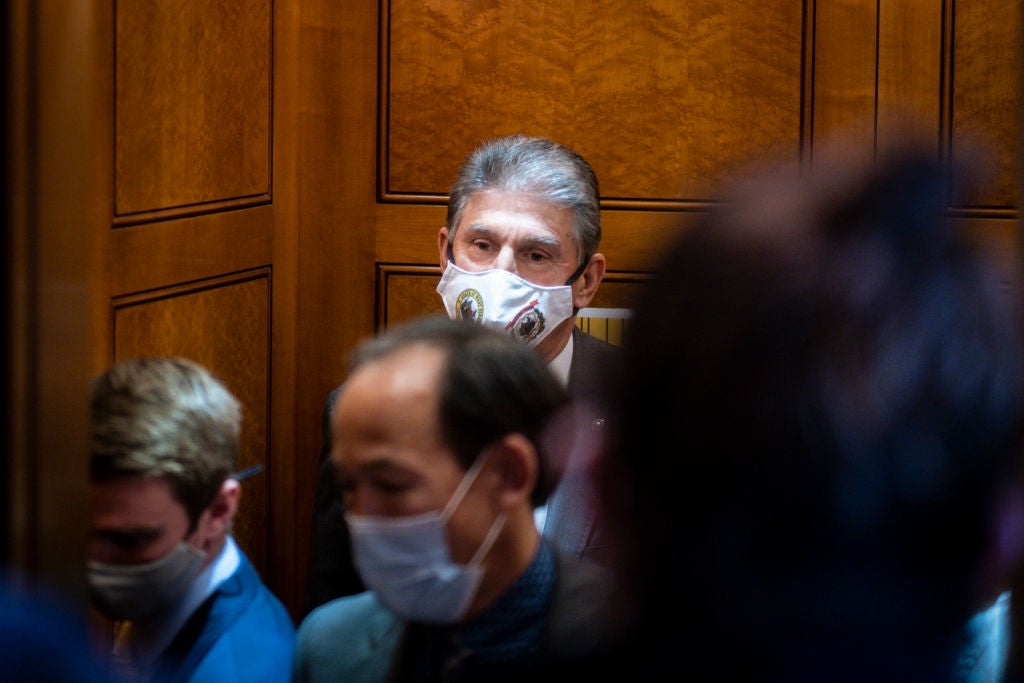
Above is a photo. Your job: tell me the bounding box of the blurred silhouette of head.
[601,141,1024,681]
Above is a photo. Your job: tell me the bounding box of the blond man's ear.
[192,478,241,552]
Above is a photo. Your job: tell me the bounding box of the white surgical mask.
[436,263,575,348]
[345,451,507,624]
[88,541,206,621]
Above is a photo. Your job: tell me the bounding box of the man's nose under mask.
[436,263,575,348]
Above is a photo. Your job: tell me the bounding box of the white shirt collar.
[547,331,573,387]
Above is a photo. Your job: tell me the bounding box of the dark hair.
[602,144,1024,679]
[349,315,573,506]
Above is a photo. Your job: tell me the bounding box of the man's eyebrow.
[461,223,495,238]
[332,456,411,480]
[362,458,415,474]
[520,234,561,249]
[462,223,561,249]
[92,527,161,544]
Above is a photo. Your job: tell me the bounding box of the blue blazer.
[150,551,296,683]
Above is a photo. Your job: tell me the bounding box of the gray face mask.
[345,450,507,624]
[88,542,205,621]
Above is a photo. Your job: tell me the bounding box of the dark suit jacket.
[301,326,622,618]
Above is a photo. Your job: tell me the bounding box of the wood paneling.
[112,272,271,575]
[5,0,110,595]
[811,1,879,168]
[292,3,381,614]
[269,0,302,616]
[6,0,297,615]
[812,1,947,166]
[951,0,1022,211]
[377,265,443,328]
[102,0,299,614]
[114,0,272,219]
[109,208,274,297]
[586,272,650,310]
[576,311,631,347]
[876,1,943,151]
[383,1,806,206]
[812,0,1020,213]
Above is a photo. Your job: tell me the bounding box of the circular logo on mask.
[455,289,484,323]
[507,302,546,344]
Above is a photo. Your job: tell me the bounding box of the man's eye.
[372,479,410,494]
[101,530,159,553]
[338,477,409,503]
[117,538,148,553]
[470,241,492,253]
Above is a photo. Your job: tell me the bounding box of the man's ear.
[490,434,538,509]
[572,252,606,310]
[438,226,450,269]
[193,478,240,551]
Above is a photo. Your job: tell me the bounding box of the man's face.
[444,190,580,287]
[89,475,194,565]
[331,344,501,565]
[439,189,608,362]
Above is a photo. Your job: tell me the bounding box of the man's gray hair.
[446,134,602,268]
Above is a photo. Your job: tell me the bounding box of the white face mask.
[345,451,507,624]
[88,541,206,621]
[436,263,575,348]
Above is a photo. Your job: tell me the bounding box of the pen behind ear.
[232,465,264,481]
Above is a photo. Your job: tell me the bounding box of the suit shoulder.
[573,327,623,356]
[568,328,623,405]
[231,552,297,637]
[294,593,401,683]
[297,592,398,650]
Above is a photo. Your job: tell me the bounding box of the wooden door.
[6,0,302,615]
[105,0,301,611]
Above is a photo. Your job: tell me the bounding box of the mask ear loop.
[439,447,508,567]
[467,510,507,567]
[440,448,492,523]
[565,255,591,315]
[446,239,457,267]
[564,255,590,286]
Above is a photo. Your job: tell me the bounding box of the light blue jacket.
[956,591,1011,683]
